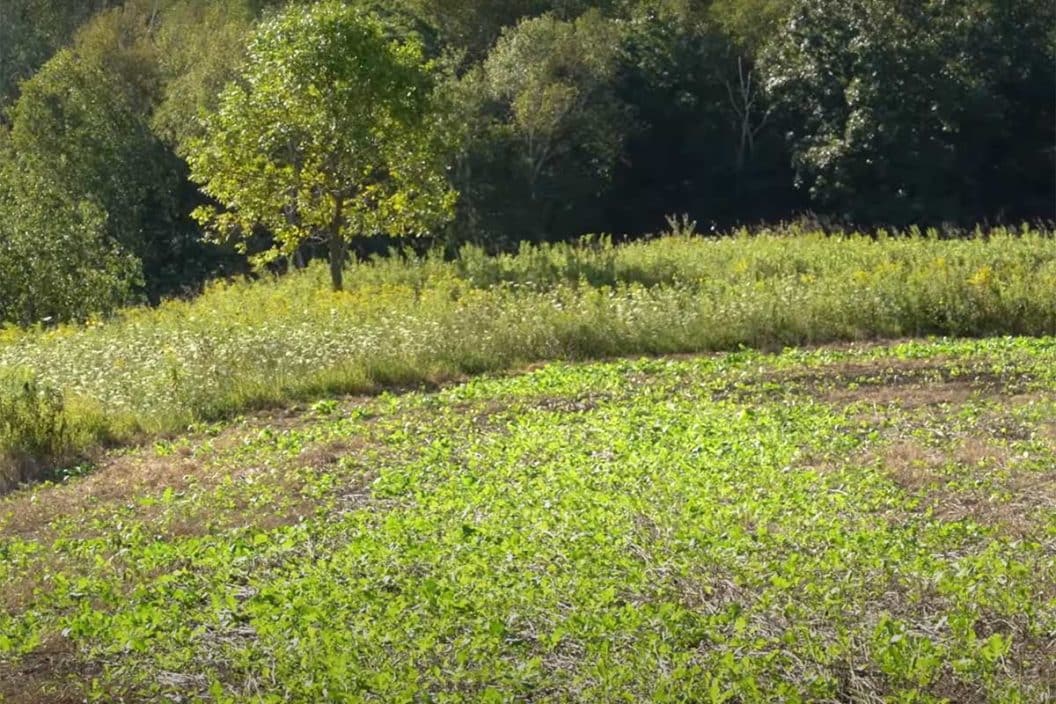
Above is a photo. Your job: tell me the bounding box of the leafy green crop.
[1,337,1053,701]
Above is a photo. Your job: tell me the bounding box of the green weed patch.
[1,229,1055,485]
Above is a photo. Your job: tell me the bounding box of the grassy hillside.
[2,227,1056,488]
[1,337,1054,702]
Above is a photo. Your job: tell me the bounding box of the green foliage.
[1,337,1054,700]
[0,372,73,489]
[454,10,629,243]
[7,7,171,240]
[2,0,1054,327]
[150,0,263,148]
[0,193,139,327]
[605,6,799,232]
[762,0,1056,224]
[4,0,1051,325]
[484,11,626,183]
[4,2,224,302]
[0,137,141,326]
[189,0,457,290]
[0,0,118,113]
[0,226,1054,475]
[401,0,595,60]
[708,0,790,51]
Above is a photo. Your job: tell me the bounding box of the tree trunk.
[329,234,346,291]
[327,200,346,291]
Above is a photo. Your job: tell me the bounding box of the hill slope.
[2,338,1054,702]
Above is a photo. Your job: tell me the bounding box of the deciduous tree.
[188,1,457,291]
[0,138,140,325]
[464,10,628,241]
[762,0,1056,224]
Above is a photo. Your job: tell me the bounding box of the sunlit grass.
[1,226,1055,485]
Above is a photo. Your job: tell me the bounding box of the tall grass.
[2,225,1055,486]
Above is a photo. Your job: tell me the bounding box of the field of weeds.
[1,337,1054,702]
[2,228,1056,488]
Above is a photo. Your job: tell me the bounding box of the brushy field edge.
[2,226,1055,489]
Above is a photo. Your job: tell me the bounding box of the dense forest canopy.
[0,0,1053,323]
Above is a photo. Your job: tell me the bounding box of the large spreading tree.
[188,1,457,291]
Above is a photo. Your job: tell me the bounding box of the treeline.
[0,0,1053,324]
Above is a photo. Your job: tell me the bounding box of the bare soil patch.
[784,358,1034,407]
[865,436,1056,538]
[0,635,106,704]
